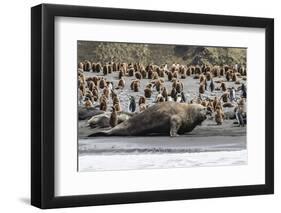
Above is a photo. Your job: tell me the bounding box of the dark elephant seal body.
[78,107,104,120]
[89,102,207,137]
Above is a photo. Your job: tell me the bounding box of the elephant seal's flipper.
[88,131,109,137]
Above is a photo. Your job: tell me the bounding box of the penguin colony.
[78,61,247,128]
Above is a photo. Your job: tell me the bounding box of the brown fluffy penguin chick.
[159,69,165,78]
[99,99,107,111]
[212,66,219,77]
[186,67,191,76]
[139,103,147,112]
[179,65,186,77]
[114,103,121,112]
[167,71,173,81]
[118,70,124,79]
[201,100,208,107]
[213,97,219,111]
[109,106,118,127]
[161,87,168,101]
[144,87,152,98]
[220,82,227,92]
[108,64,112,73]
[170,87,177,101]
[140,69,147,78]
[232,73,237,82]
[112,95,120,106]
[83,60,91,71]
[154,79,163,92]
[206,72,212,81]
[88,80,95,92]
[78,62,84,69]
[199,83,205,94]
[221,92,229,103]
[147,69,153,79]
[132,80,140,92]
[199,74,205,84]
[117,77,125,89]
[128,68,135,77]
[217,66,223,76]
[135,72,142,80]
[92,76,99,86]
[175,82,183,93]
[84,97,93,108]
[95,63,102,73]
[112,62,118,71]
[99,78,106,89]
[172,71,178,79]
[156,94,165,103]
[138,96,146,106]
[152,71,159,80]
[215,108,224,125]
[103,86,110,99]
[195,65,202,74]
[225,71,231,81]
[171,78,177,88]
[103,64,108,75]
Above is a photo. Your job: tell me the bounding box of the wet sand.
[79,119,246,155]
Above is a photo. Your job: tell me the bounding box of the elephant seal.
[88,102,207,137]
[87,111,134,128]
[78,107,104,120]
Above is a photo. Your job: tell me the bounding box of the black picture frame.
[31,3,274,209]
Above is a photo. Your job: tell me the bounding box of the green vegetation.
[78,41,246,66]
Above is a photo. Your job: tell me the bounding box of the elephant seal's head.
[188,104,208,124]
[197,105,208,122]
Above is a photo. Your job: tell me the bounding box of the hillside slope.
[78,41,246,66]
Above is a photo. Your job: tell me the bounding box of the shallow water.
[79,150,247,172]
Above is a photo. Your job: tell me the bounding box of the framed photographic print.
[31,3,274,209]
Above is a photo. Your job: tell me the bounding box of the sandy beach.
[79,118,246,171]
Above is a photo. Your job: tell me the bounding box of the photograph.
[30,3,274,209]
[77,41,247,172]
